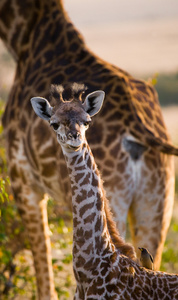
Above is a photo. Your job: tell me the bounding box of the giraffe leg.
[128,152,175,270]
[7,133,58,300]
[103,149,135,238]
[11,182,58,300]
[107,183,133,238]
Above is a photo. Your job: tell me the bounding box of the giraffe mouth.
[68,145,81,151]
[57,134,81,151]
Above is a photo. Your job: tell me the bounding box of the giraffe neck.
[0,0,67,61]
[63,142,116,263]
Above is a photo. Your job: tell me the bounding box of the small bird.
[138,247,154,270]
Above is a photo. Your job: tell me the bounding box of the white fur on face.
[51,121,88,152]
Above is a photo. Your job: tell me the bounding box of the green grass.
[160,193,178,272]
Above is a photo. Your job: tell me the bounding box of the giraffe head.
[31,84,105,152]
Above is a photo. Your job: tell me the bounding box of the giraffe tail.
[145,136,178,156]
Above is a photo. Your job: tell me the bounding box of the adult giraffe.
[0,0,177,299]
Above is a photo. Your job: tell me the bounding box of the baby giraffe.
[31,84,178,300]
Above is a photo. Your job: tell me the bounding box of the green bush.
[148,72,178,106]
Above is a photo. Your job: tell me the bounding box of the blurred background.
[65,0,178,76]
[0,0,178,299]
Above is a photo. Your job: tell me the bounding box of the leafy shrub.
[148,72,178,106]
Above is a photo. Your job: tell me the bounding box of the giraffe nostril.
[68,132,80,139]
[75,132,81,139]
[68,133,73,139]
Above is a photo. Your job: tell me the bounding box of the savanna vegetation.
[149,72,178,107]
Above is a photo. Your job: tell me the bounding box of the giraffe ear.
[30,97,53,120]
[83,90,105,117]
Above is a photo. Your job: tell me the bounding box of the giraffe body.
[31,85,178,300]
[1,0,178,298]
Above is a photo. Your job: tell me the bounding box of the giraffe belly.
[123,137,147,160]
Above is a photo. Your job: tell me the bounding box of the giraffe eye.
[83,121,91,127]
[50,122,59,131]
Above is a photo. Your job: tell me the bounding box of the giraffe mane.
[94,164,137,262]
[103,191,137,261]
